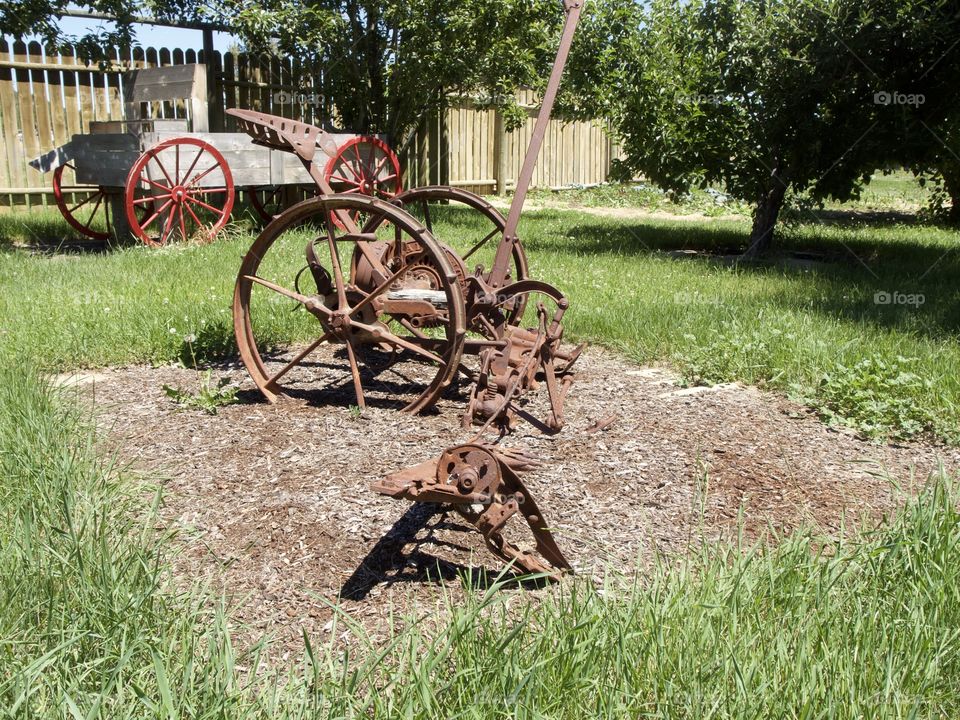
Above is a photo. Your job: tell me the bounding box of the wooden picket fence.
[0,38,619,210]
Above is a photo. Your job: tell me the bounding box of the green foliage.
[163,370,238,414]
[809,356,936,441]
[163,335,238,414]
[217,0,563,143]
[567,0,960,250]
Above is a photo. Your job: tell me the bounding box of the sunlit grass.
[2,362,958,718]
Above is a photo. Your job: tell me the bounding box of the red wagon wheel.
[52,162,115,240]
[323,136,402,229]
[125,137,235,247]
[248,185,319,223]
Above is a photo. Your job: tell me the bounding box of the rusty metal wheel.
[125,137,235,247]
[234,195,466,413]
[324,136,402,229]
[364,186,530,326]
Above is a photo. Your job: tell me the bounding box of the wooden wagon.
[30,63,401,245]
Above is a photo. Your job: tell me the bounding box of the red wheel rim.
[53,163,112,240]
[248,186,284,222]
[248,185,319,222]
[125,137,235,247]
[323,136,402,230]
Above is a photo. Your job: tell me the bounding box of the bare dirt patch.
[77,348,959,653]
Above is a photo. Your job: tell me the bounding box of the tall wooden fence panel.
[0,39,619,211]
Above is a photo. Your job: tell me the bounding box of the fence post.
[202,29,223,131]
[494,106,507,195]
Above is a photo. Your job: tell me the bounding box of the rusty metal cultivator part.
[371,443,571,579]
[229,0,587,579]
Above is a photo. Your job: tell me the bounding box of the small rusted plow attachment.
[229,0,586,579]
[372,443,570,579]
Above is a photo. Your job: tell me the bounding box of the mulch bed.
[66,346,959,655]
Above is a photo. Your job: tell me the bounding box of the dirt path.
[69,348,959,652]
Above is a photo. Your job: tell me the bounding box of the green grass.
[4,195,959,441]
[3,360,960,718]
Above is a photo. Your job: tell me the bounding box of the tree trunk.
[743,166,789,259]
[942,167,960,224]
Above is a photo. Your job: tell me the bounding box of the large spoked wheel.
[52,163,114,240]
[125,137,235,247]
[234,195,467,413]
[366,186,531,326]
[324,136,402,230]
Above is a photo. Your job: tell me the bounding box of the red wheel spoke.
[84,192,104,228]
[175,143,180,184]
[185,194,226,215]
[179,146,204,187]
[331,175,361,186]
[141,177,173,193]
[183,201,205,229]
[339,161,362,182]
[372,154,389,178]
[141,198,174,230]
[67,192,99,214]
[178,205,188,241]
[185,162,219,188]
[133,194,171,205]
[194,187,229,194]
[160,202,177,243]
[150,154,175,187]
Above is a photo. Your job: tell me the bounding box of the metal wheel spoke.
[243,275,332,316]
[324,217,349,309]
[348,262,410,318]
[266,332,332,387]
[462,227,501,260]
[351,321,444,364]
[343,340,366,409]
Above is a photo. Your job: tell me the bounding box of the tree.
[0,0,202,60]
[216,0,564,148]
[567,0,960,255]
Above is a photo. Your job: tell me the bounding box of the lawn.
[3,182,960,717]
[2,360,959,718]
[2,185,959,442]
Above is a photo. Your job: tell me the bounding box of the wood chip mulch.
[65,347,960,655]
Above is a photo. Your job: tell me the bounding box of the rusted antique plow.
[229,0,585,578]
